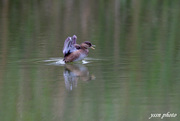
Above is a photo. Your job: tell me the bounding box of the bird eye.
[84,41,92,46]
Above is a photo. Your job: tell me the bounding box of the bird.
[63,35,95,63]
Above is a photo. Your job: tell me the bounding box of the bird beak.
[91,45,95,49]
[91,47,95,49]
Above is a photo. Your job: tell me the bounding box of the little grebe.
[63,35,95,63]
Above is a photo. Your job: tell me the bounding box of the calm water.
[0,1,180,121]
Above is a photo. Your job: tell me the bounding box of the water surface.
[0,1,180,121]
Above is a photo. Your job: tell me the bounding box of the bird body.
[63,35,95,63]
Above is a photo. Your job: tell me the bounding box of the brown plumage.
[63,35,95,63]
[63,42,94,63]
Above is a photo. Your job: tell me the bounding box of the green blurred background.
[0,0,180,121]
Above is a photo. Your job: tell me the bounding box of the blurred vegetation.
[0,0,180,121]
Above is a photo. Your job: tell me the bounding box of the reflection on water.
[64,64,95,90]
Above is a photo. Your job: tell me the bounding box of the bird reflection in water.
[63,64,95,90]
